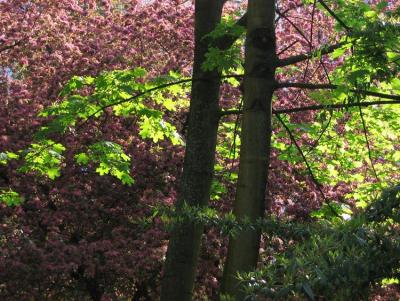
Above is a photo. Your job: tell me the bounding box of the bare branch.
[276,82,400,101]
[275,9,310,44]
[309,0,317,50]
[220,109,242,117]
[358,107,380,181]
[277,42,345,67]
[277,40,299,56]
[219,100,400,117]
[79,73,244,127]
[275,100,400,114]
[277,0,353,68]
[320,58,332,84]
[305,111,333,154]
[275,113,341,218]
[318,0,351,32]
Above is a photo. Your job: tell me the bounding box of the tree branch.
[277,0,353,68]
[219,100,400,116]
[358,107,380,181]
[276,82,400,101]
[305,111,332,154]
[0,40,22,53]
[277,40,299,56]
[277,42,345,67]
[275,113,341,218]
[78,73,245,128]
[276,100,400,114]
[80,78,194,127]
[318,0,351,32]
[275,9,310,45]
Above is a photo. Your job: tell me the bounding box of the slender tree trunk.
[221,0,277,300]
[160,1,225,300]
[85,278,103,301]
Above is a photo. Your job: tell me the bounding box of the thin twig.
[275,6,301,24]
[228,97,243,174]
[285,2,317,117]
[318,0,351,32]
[358,107,380,181]
[275,113,341,218]
[77,78,191,128]
[276,9,310,44]
[305,110,333,154]
[309,0,317,50]
[320,58,332,84]
[277,40,299,56]
[76,74,244,129]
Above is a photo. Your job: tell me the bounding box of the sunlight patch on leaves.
[0,152,19,165]
[19,140,66,179]
[0,189,23,206]
[74,141,134,185]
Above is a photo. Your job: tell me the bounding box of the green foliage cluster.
[273,103,400,205]
[202,15,245,72]
[38,68,185,145]
[272,4,400,203]
[19,140,66,180]
[75,141,134,185]
[0,189,22,206]
[142,186,399,301]
[240,186,400,301]
[321,1,400,89]
[0,68,188,191]
[0,151,19,165]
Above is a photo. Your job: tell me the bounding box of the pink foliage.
[1,1,192,299]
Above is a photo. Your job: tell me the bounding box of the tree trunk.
[221,0,277,299]
[160,1,225,300]
[85,278,103,301]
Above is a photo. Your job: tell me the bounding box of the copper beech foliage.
[0,1,192,300]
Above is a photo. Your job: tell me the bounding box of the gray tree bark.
[221,0,277,299]
[161,1,225,300]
